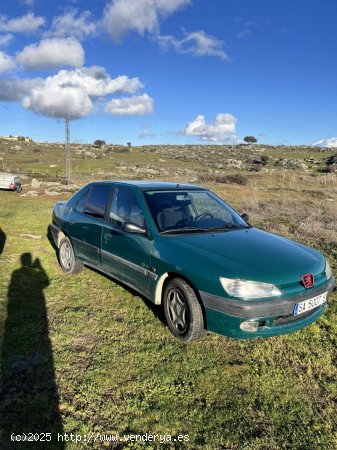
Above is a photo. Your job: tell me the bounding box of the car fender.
[57,230,66,248]
[154,272,170,304]
[153,272,203,305]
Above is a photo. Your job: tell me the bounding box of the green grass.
[0,145,337,449]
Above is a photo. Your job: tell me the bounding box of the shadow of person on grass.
[0,253,64,449]
[0,227,5,256]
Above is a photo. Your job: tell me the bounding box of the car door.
[68,184,112,267]
[101,186,153,296]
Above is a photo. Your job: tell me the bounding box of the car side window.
[83,185,111,219]
[74,188,90,213]
[110,187,145,229]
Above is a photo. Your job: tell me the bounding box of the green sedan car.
[50,181,335,342]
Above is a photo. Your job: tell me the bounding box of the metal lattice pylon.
[65,114,72,183]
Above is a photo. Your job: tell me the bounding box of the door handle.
[103,233,112,240]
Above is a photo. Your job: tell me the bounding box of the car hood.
[159,227,325,285]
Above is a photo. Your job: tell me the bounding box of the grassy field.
[0,143,337,449]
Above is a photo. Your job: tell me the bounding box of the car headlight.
[325,260,332,280]
[220,277,281,299]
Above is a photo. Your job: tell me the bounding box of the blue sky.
[0,0,336,146]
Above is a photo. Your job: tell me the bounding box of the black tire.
[58,236,83,274]
[163,278,206,343]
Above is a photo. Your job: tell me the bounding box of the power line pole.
[65,114,72,183]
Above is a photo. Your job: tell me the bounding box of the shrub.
[199,173,247,185]
[21,158,40,163]
[112,146,131,153]
[260,155,269,165]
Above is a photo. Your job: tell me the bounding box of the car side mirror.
[241,213,249,222]
[123,222,148,235]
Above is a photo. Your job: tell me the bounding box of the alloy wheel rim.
[167,288,189,334]
[60,242,73,269]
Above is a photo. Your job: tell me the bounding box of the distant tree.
[94,139,106,148]
[244,136,257,144]
[127,142,132,147]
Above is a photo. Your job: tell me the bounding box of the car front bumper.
[200,276,335,339]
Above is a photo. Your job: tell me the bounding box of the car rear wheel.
[59,237,83,274]
[163,278,206,342]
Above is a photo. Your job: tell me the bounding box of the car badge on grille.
[302,273,314,289]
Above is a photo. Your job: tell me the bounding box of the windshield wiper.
[161,227,208,235]
[207,224,251,232]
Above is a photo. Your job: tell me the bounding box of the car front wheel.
[59,236,83,274]
[163,278,206,342]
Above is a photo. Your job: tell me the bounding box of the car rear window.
[83,185,111,219]
[74,188,91,213]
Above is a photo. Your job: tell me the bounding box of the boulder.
[31,178,41,188]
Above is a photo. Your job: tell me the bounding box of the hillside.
[0,140,336,192]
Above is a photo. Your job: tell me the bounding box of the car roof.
[89,180,207,191]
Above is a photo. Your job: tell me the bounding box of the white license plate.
[294,292,328,316]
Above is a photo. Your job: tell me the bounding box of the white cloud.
[0,77,43,101]
[0,58,150,119]
[16,38,85,70]
[105,93,154,115]
[313,137,337,148]
[80,67,143,94]
[46,9,97,40]
[23,80,93,119]
[139,129,156,138]
[159,30,227,60]
[237,29,252,39]
[0,51,16,73]
[0,13,45,34]
[184,113,237,143]
[0,34,13,47]
[18,66,145,118]
[103,0,190,42]
[235,18,269,40]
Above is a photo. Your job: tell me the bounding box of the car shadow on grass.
[46,226,167,329]
[0,253,65,449]
[88,266,168,328]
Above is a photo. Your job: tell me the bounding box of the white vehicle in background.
[0,173,22,193]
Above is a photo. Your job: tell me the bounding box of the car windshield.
[144,189,250,233]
